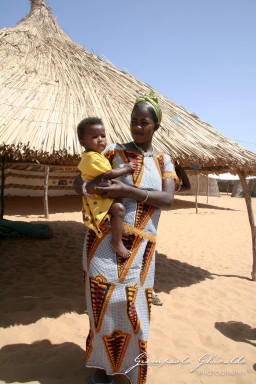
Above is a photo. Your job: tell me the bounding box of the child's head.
[77,117,107,153]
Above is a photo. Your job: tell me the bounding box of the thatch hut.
[208,173,256,197]
[1,0,256,279]
[232,177,256,198]
[178,175,220,197]
[1,0,256,172]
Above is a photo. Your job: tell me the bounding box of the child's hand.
[126,161,136,173]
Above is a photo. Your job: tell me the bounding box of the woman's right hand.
[73,174,111,195]
[94,179,130,199]
[88,177,111,195]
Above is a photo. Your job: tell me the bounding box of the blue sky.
[1,0,256,153]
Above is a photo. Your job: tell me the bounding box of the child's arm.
[103,162,136,180]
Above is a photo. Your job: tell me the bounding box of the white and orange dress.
[82,143,178,384]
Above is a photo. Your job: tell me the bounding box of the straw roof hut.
[0,0,256,280]
[179,175,220,197]
[232,177,256,198]
[1,0,256,173]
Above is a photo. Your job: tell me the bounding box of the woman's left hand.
[94,179,129,199]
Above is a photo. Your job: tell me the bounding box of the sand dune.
[0,194,255,384]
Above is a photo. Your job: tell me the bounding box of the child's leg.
[109,201,130,258]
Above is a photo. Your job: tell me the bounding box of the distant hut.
[1,0,256,279]
[208,174,256,197]
[179,174,220,197]
[208,173,239,195]
[232,181,244,197]
[232,177,256,197]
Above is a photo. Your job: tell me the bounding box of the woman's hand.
[73,174,110,195]
[95,179,130,199]
[74,173,175,210]
[97,178,175,209]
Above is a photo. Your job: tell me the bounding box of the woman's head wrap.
[134,91,162,124]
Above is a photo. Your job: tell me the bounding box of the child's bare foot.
[110,241,131,258]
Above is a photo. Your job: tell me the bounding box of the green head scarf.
[134,91,162,124]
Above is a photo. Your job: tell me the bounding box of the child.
[77,117,135,258]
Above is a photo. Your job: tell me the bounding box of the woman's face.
[130,104,159,146]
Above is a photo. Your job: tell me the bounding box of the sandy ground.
[0,194,255,384]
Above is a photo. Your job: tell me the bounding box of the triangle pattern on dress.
[103,329,131,372]
[116,234,142,283]
[120,150,144,187]
[135,202,155,231]
[156,153,165,175]
[138,339,148,384]
[86,226,110,269]
[145,288,153,321]
[140,241,155,286]
[125,286,140,334]
[85,327,94,363]
[90,275,115,332]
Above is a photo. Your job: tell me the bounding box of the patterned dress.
[83,143,177,384]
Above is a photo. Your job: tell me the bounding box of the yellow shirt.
[78,151,113,237]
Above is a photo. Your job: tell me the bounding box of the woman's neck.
[132,141,154,157]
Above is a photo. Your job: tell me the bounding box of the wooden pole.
[44,166,50,219]
[0,158,5,219]
[195,173,200,214]
[206,175,209,204]
[238,171,256,281]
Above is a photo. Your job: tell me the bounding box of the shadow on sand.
[172,197,237,211]
[215,321,256,371]
[1,219,250,328]
[215,321,256,348]
[0,220,86,328]
[211,273,251,281]
[3,195,237,217]
[0,339,130,384]
[4,195,81,216]
[154,251,214,293]
[154,252,251,295]
[0,339,92,384]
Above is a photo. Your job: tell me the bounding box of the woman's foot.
[92,369,113,384]
[152,292,163,306]
[111,241,131,258]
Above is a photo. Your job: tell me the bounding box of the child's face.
[81,124,107,153]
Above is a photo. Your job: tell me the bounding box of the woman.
[75,92,178,384]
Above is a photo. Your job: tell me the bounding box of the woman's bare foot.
[110,241,131,258]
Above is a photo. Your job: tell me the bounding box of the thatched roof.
[1,0,256,173]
